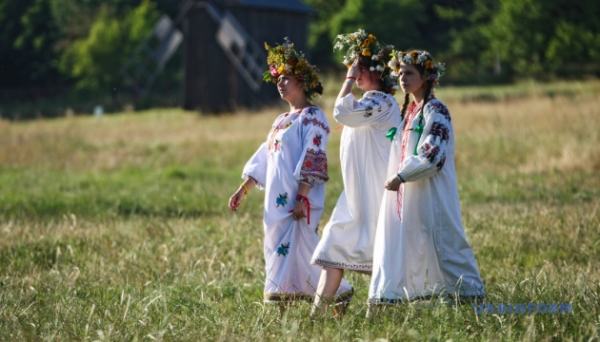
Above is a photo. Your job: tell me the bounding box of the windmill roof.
[236,0,313,13]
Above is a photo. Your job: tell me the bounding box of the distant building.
[182,0,313,113]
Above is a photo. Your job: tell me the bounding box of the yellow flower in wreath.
[410,51,418,64]
[362,48,372,57]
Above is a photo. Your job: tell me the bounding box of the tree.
[0,0,62,88]
[330,0,427,55]
[305,0,462,68]
[435,0,501,83]
[303,0,346,65]
[58,0,160,93]
[485,0,600,78]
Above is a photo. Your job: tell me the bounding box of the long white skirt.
[264,214,354,303]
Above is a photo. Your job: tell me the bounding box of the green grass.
[0,81,599,340]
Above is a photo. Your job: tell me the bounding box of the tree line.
[1,0,598,98]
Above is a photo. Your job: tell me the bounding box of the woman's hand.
[228,188,245,211]
[347,57,360,79]
[338,58,360,99]
[384,175,402,192]
[292,200,307,221]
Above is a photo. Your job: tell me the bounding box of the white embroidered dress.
[369,97,485,303]
[243,106,353,302]
[311,91,401,272]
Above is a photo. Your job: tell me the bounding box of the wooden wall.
[182,3,310,113]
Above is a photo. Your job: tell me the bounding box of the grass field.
[0,80,599,341]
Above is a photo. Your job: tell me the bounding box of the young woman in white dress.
[368,50,484,308]
[228,39,353,310]
[310,30,401,316]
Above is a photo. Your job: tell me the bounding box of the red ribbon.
[288,194,310,225]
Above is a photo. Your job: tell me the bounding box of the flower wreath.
[263,38,323,100]
[333,29,398,94]
[388,50,446,87]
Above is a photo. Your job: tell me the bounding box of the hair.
[357,50,395,94]
[400,50,435,119]
[313,82,324,96]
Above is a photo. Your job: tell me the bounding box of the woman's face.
[277,74,304,101]
[398,63,425,95]
[356,65,379,91]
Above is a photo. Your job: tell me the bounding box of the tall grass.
[0,80,599,340]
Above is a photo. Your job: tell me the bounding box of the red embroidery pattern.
[436,152,447,171]
[422,143,439,163]
[396,102,423,221]
[301,149,329,182]
[268,112,300,152]
[302,117,330,133]
[428,102,451,121]
[430,122,450,142]
[313,134,322,147]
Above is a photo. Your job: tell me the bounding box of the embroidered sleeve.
[242,142,268,190]
[333,91,399,128]
[397,100,452,182]
[294,107,330,186]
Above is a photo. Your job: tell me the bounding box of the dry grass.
[447,95,600,174]
[2,83,598,175]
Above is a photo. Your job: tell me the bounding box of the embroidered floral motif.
[428,102,451,121]
[430,122,450,142]
[305,107,318,116]
[364,97,387,116]
[268,114,291,152]
[302,117,330,133]
[422,143,441,164]
[366,91,394,107]
[313,134,322,147]
[264,293,312,302]
[276,193,288,207]
[273,139,282,151]
[313,258,373,271]
[284,122,292,129]
[436,151,447,171]
[301,149,329,181]
[277,242,290,256]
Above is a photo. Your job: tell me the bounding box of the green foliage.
[306,0,600,80]
[435,0,501,83]
[3,0,600,100]
[330,0,426,55]
[303,0,346,64]
[486,0,600,78]
[546,21,600,74]
[0,0,63,86]
[58,0,159,93]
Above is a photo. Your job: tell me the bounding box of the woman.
[310,29,401,315]
[368,50,484,308]
[228,39,353,307]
